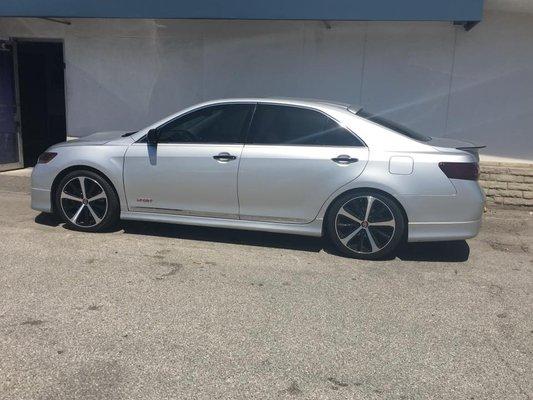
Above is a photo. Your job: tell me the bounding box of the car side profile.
[31,98,485,259]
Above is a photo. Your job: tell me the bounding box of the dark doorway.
[17,41,66,166]
[0,41,22,171]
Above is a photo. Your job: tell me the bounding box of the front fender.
[31,145,130,212]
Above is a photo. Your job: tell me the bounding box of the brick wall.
[479,162,533,208]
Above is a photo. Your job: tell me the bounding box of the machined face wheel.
[60,176,108,228]
[334,195,396,254]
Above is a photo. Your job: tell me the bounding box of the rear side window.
[356,109,431,142]
[247,105,364,146]
[155,104,253,144]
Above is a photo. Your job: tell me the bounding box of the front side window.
[155,104,253,144]
[247,105,364,146]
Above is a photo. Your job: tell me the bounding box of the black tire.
[54,170,120,232]
[326,190,406,260]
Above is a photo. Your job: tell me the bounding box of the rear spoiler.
[454,144,485,162]
[456,144,486,150]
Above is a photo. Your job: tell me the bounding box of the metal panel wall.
[1,10,532,161]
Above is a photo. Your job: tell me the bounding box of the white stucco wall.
[1,2,532,161]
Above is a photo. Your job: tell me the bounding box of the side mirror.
[147,128,159,145]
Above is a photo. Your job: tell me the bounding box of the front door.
[124,103,254,219]
[0,41,23,171]
[238,104,369,223]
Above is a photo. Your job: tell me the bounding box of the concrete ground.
[0,173,531,400]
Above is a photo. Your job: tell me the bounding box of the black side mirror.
[147,128,159,145]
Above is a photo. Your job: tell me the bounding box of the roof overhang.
[0,0,484,25]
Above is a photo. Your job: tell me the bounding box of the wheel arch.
[50,165,121,213]
[321,187,409,239]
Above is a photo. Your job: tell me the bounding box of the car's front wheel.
[326,190,406,259]
[54,170,120,232]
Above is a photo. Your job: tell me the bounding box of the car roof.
[200,97,361,112]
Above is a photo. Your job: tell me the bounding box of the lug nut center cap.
[361,220,369,228]
[82,198,88,205]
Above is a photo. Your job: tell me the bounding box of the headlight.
[37,152,57,164]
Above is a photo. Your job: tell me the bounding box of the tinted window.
[248,105,364,146]
[356,109,431,142]
[156,104,253,144]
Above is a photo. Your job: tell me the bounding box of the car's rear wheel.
[54,170,120,232]
[326,190,405,260]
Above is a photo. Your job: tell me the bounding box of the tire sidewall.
[54,170,119,232]
[326,190,406,260]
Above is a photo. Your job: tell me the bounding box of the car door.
[124,103,254,219]
[238,104,369,223]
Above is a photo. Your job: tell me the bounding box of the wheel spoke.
[86,203,102,224]
[364,196,374,221]
[61,192,83,202]
[78,177,87,199]
[70,204,85,224]
[88,192,106,202]
[365,229,379,252]
[60,176,108,228]
[369,219,395,227]
[340,226,363,245]
[338,206,362,224]
[335,195,397,254]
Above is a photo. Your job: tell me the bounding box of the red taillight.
[37,152,57,164]
[438,162,479,181]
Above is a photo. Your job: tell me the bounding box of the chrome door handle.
[213,152,237,161]
[331,155,358,164]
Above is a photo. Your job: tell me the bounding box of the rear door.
[124,103,254,219]
[238,104,368,223]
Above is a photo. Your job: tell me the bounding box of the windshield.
[356,109,431,142]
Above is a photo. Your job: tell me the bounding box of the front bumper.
[30,160,58,213]
[31,188,52,213]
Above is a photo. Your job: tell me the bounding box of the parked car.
[31,98,485,259]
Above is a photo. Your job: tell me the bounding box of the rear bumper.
[407,219,482,242]
[403,179,484,242]
[31,188,52,213]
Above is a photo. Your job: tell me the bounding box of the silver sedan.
[31,98,485,259]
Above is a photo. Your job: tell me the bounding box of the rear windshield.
[356,109,431,142]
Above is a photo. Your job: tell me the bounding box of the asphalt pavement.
[0,172,531,399]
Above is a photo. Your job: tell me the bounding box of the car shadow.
[395,240,470,262]
[121,220,324,253]
[121,220,471,262]
[34,212,61,227]
[34,213,470,262]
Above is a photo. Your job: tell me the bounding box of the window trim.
[243,102,367,148]
[136,102,256,145]
[135,101,367,148]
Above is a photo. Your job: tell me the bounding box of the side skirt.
[120,211,324,237]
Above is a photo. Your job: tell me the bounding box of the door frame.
[0,39,23,172]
